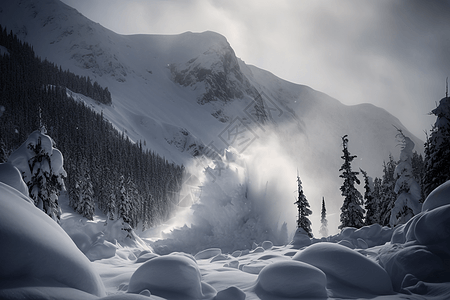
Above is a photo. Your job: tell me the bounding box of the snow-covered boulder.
[330,224,393,248]
[215,286,246,300]
[292,242,393,295]
[195,248,222,260]
[127,255,216,299]
[0,162,29,197]
[414,204,450,245]
[379,243,447,291]
[382,182,450,291]
[256,260,327,298]
[422,180,450,212]
[135,252,159,264]
[0,182,105,297]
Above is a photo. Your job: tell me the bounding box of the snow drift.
[0,182,105,298]
[2,145,450,299]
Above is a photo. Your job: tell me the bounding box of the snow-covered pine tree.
[294,174,313,238]
[10,128,67,223]
[0,138,8,163]
[377,155,397,226]
[106,185,116,221]
[390,129,422,227]
[411,152,425,201]
[77,170,95,220]
[319,197,328,237]
[126,176,140,228]
[423,94,450,197]
[339,135,364,229]
[117,174,132,225]
[69,158,95,220]
[361,168,377,225]
[371,177,382,223]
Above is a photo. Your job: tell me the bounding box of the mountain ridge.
[0,0,424,233]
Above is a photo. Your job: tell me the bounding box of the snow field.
[2,149,450,299]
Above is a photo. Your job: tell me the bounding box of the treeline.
[0,25,184,229]
[0,25,111,105]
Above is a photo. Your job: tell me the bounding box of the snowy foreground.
[2,163,450,300]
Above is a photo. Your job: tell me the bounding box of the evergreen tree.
[0,139,8,163]
[411,152,425,202]
[378,155,397,226]
[19,129,66,223]
[105,180,117,221]
[75,164,95,220]
[371,177,382,223]
[319,197,328,237]
[339,135,364,229]
[390,129,422,227]
[294,174,313,237]
[117,175,132,225]
[423,95,450,197]
[361,168,377,225]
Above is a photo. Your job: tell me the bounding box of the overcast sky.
[60,0,450,139]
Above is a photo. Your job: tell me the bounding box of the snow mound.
[290,227,312,249]
[379,243,447,291]
[256,260,328,298]
[195,248,222,260]
[422,180,450,212]
[292,242,393,295]
[414,204,450,245]
[326,224,393,249]
[0,182,105,297]
[62,217,152,261]
[0,162,29,197]
[215,286,246,300]
[127,254,216,299]
[380,182,450,291]
[135,252,159,263]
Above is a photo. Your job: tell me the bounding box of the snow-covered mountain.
[0,0,424,234]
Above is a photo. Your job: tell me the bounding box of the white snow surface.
[0,182,106,299]
[1,1,450,299]
[2,162,450,299]
[0,162,29,197]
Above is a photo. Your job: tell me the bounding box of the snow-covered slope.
[0,0,424,234]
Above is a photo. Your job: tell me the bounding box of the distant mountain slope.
[0,0,424,234]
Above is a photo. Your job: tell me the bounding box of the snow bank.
[293,242,393,295]
[256,260,328,298]
[291,227,312,249]
[379,243,447,291]
[127,254,216,299]
[62,217,152,261]
[422,180,450,212]
[0,182,105,297]
[328,223,393,248]
[379,180,450,291]
[0,162,29,198]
